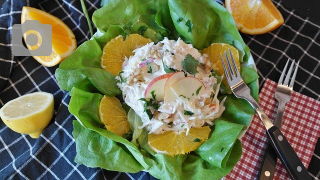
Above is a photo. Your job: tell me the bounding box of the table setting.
[0,0,319,179]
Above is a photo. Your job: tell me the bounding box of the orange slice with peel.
[21,6,76,67]
[148,126,211,156]
[99,96,130,137]
[101,34,152,76]
[225,0,284,35]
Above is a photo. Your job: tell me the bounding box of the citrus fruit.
[21,6,76,67]
[99,96,130,136]
[225,0,284,35]
[148,126,211,156]
[201,43,240,89]
[101,34,152,75]
[0,92,54,138]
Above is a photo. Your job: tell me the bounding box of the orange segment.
[225,0,284,35]
[201,43,240,89]
[101,34,152,75]
[21,6,76,67]
[99,96,130,137]
[148,126,211,156]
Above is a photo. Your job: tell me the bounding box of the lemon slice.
[21,6,77,67]
[0,92,54,138]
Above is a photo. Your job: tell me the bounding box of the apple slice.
[164,71,185,103]
[144,73,174,100]
[167,77,205,102]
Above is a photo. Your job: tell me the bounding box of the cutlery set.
[220,50,312,180]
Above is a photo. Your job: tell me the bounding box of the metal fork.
[220,49,311,180]
[259,59,300,180]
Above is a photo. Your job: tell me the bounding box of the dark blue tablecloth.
[0,0,319,179]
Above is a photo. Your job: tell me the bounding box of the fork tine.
[278,59,290,84]
[228,49,240,77]
[283,59,295,86]
[220,53,230,81]
[225,51,235,79]
[289,60,300,87]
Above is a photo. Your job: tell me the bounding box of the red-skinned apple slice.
[144,73,174,100]
[164,71,185,103]
[167,77,205,102]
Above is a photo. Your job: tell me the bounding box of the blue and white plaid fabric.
[0,0,319,179]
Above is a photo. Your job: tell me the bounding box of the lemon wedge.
[0,92,54,138]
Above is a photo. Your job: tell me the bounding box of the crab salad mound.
[116,37,226,135]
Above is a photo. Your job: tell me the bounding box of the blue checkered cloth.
[0,0,319,179]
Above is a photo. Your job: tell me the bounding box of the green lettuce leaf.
[241,66,259,84]
[55,39,121,96]
[69,89,243,179]
[168,0,250,62]
[92,0,174,46]
[196,120,244,168]
[73,120,143,173]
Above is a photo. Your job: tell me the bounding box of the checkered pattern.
[0,0,320,179]
[225,79,320,180]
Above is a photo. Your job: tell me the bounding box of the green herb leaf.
[118,71,127,83]
[151,90,156,100]
[177,17,184,23]
[184,110,194,116]
[147,62,153,73]
[196,86,202,95]
[179,95,190,101]
[193,138,201,142]
[185,20,193,32]
[182,54,198,75]
[162,58,177,73]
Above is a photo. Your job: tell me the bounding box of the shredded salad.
[117,38,225,134]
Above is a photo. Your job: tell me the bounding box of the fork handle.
[266,126,312,180]
[258,103,286,180]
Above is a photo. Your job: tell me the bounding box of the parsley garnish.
[147,62,152,73]
[184,110,194,116]
[139,92,160,120]
[210,92,215,101]
[185,20,193,32]
[162,58,177,73]
[193,138,201,142]
[181,124,185,127]
[117,71,127,83]
[196,86,202,95]
[179,95,190,101]
[182,54,198,75]
[151,90,156,100]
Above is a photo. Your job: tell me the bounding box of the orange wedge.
[21,6,76,67]
[101,34,152,76]
[201,43,240,89]
[148,126,211,156]
[99,96,130,137]
[225,0,284,35]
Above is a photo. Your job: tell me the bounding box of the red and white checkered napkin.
[225,79,320,180]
